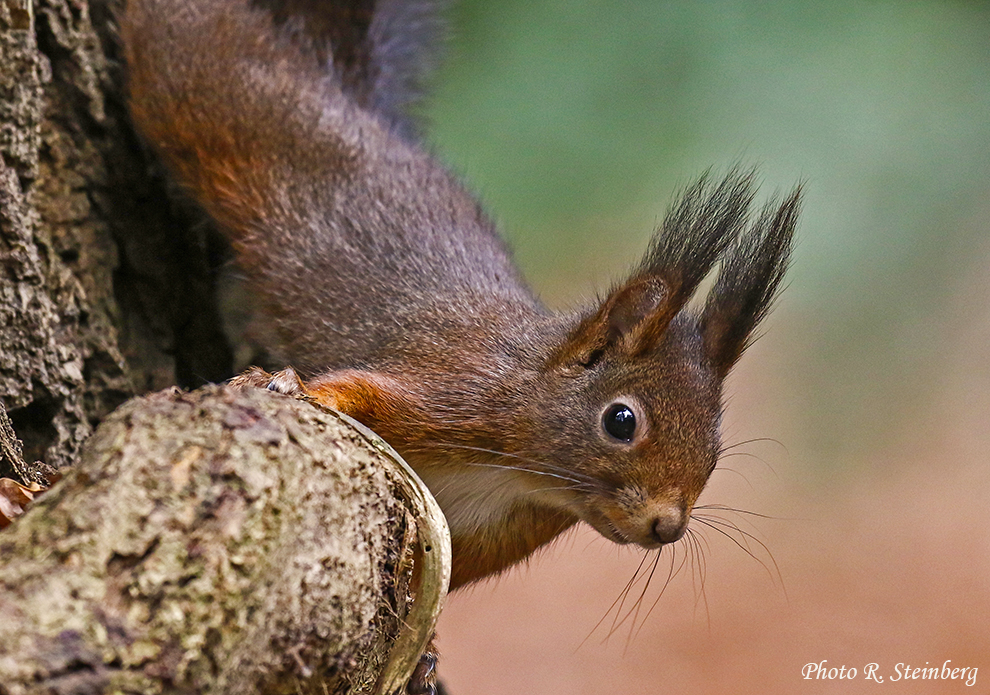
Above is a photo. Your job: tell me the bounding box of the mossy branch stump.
[0,385,450,694]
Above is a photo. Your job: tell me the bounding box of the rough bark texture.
[0,399,29,482]
[0,385,417,694]
[2,0,126,475]
[1,0,239,481]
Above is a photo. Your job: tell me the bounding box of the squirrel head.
[519,170,800,548]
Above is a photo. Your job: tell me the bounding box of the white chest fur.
[416,465,532,535]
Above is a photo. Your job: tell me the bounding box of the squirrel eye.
[602,402,637,442]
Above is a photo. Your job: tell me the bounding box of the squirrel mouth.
[578,508,637,546]
[577,505,675,549]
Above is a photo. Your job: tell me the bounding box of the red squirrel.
[121,0,797,596]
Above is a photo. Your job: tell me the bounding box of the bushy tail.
[121,0,523,373]
[248,0,446,138]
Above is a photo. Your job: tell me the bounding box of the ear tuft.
[700,185,801,377]
[552,169,772,367]
[638,167,757,307]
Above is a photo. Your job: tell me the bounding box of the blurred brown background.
[422,1,990,692]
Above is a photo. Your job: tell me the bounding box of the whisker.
[631,544,690,641]
[695,514,769,552]
[707,465,756,490]
[694,504,780,520]
[445,443,594,477]
[596,554,652,644]
[523,485,585,495]
[696,504,804,525]
[693,515,785,594]
[615,550,664,650]
[579,552,651,650]
[718,436,787,455]
[694,516,763,565]
[718,451,769,462]
[717,451,779,479]
[463,460,591,488]
[688,530,711,628]
[443,443,603,488]
[431,462,552,507]
[611,550,659,645]
[716,438,784,477]
[691,524,714,557]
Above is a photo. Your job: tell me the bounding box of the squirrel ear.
[700,187,800,378]
[553,276,671,366]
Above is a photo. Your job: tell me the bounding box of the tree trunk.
[0,2,451,692]
[1,0,243,480]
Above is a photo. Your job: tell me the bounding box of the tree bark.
[0,384,450,694]
[1,0,241,480]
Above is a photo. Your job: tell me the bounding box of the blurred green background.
[423,5,990,691]
[423,0,990,477]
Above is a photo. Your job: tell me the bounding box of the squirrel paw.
[229,366,307,396]
[231,367,399,419]
[407,641,439,695]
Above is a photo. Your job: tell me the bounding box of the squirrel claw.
[229,366,307,396]
[264,367,305,395]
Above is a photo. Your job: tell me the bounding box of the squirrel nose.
[651,508,687,544]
